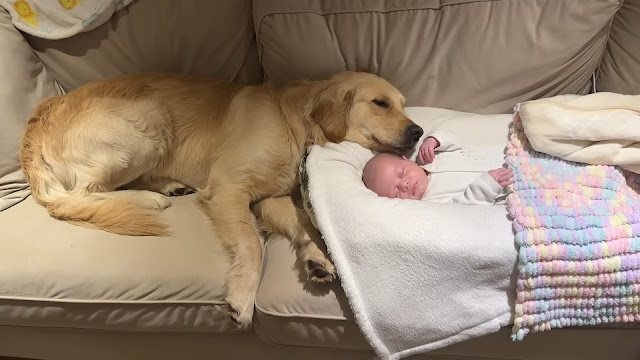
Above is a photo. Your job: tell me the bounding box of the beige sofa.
[1,1,640,359]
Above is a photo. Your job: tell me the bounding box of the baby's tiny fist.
[418,137,438,165]
[488,168,514,188]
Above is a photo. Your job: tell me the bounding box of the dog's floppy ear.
[309,85,355,143]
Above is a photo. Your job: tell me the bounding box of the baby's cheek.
[420,179,429,198]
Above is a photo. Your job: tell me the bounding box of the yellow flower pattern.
[12,0,37,25]
[58,0,80,10]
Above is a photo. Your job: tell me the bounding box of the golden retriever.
[19,71,423,327]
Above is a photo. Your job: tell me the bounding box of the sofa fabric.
[0,195,243,333]
[254,0,621,114]
[0,8,61,211]
[597,0,640,94]
[22,0,263,93]
[0,326,376,360]
[1,325,639,360]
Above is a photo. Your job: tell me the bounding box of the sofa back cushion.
[0,8,62,211]
[23,0,262,93]
[597,0,640,94]
[254,0,621,114]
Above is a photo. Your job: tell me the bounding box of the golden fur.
[20,71,422,327]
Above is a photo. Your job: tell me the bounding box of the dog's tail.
[44,193,171,236]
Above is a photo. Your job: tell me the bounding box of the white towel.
[302,108,519,360]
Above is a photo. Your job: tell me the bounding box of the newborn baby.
[362,129,513,205]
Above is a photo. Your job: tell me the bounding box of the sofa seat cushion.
[254,236,369,350]
[0,194,244,333]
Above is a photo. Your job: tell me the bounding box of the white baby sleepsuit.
[420,130,508,205]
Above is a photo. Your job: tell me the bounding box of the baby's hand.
[418,137,439,165]
[488,168,514,188]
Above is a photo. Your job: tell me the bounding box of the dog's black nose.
[406,125,424,143]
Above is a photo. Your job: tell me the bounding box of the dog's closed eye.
[372,99,389,109]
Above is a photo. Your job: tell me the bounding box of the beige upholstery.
[0,326,376,360]
[23,0,263,92]
[0,325,639,360]
[254,0,620,114]
[255,237,369,350]
[0,8,61,211]
[0,195,242,333]
[1,0,639,359]
[598,0,640,94]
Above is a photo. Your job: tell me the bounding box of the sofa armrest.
[0,7,61,211]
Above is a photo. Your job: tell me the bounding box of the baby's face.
[363,154,429,200]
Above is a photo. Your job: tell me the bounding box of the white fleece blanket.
[1,0,133,39]
[301,108,519,360]
[518,92,640,173]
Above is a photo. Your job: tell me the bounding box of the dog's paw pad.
[306,259,336,283]
[159,181,194,197]
[169,187,195,196]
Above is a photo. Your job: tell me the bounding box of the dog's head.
[307,71,422,155]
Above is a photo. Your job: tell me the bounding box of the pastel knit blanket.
[505,105,640,341]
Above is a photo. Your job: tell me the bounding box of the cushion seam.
[254,301,348,321]
[0,295,226,305]
[0,322,253,334]
[596,0,625,90]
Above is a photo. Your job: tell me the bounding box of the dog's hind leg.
[252,195,336,283]
[91,189,172,210]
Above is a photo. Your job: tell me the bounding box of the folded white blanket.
[0,0,133,39]
[519,92,640,173]
[302,108,518,360]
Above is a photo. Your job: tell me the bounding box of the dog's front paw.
[299,238,337,283]
[225,293,255,329]
[305,256,336,283]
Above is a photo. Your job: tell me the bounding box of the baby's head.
[362,153,429,200]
